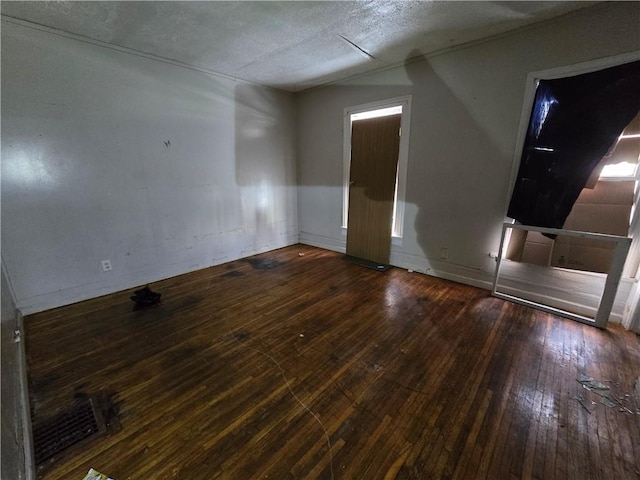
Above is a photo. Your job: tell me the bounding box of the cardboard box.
[550,239,615,274]
[561,204,631,245]
[520,231,553,266]
[574,180,635,206]
[506,228,527,262]
[550,179,634,273]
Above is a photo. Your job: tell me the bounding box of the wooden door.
[346,114,401,264]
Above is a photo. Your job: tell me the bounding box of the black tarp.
[507,61,640,232]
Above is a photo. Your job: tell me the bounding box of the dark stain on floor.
[232,331,251,342]
[222,270,245,278]
[246,258,282,270]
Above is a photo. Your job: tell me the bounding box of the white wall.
[1,20,298,314]
[297,2,640,321]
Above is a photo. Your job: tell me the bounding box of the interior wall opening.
[496,55,640,328]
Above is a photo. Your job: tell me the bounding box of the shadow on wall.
[234,83,297,253]
[405,50,503,270]
[294,48,505,272]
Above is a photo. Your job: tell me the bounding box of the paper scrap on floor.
[83,468,115,480]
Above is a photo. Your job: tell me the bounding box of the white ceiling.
[1,1,598,92]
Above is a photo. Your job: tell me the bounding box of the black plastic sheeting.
[507,61,640,234]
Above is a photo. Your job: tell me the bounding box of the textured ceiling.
[1,1,598,92]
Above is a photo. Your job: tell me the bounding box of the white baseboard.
[300,233,496,291]
[301,235,632,323]
[16,236,298,316]
[299,232,346,253]
[391,249,495,291]
[428,268,494,291]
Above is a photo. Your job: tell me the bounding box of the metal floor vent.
[33,397,106,465]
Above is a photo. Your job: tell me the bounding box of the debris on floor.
[576,373,638,414]
[577,374,610,395]
[600,396,617,408]
[573,393,592,414]
[130,285,161,310]
[82,468,115,480]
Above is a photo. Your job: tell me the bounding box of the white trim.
[299,232,346,254]
[622,279,640,331]
[351,106,402,121]
[623,182,640,278]
[525,51,640,82]
[493,223,631,328]
[17,310,36,480]
[342,95,412,238]
[496,223,633,242]
[426,267,494,292]
[496,280,630,323]
[493,291,602,326]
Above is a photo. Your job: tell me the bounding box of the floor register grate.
[33,397,106,466]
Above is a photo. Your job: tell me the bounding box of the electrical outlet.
[101,259,112,272]
[440,248,448,260]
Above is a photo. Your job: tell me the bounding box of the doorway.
[346,113,401,264]
[342,96,412,264]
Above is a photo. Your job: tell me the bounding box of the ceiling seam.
[337,34,380,61]
[294,1,612,94]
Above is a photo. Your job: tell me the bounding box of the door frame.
[342,95,412,242]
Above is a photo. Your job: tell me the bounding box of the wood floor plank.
[23,245,640,480]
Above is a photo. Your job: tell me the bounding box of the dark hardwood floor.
[24,245,640,479]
